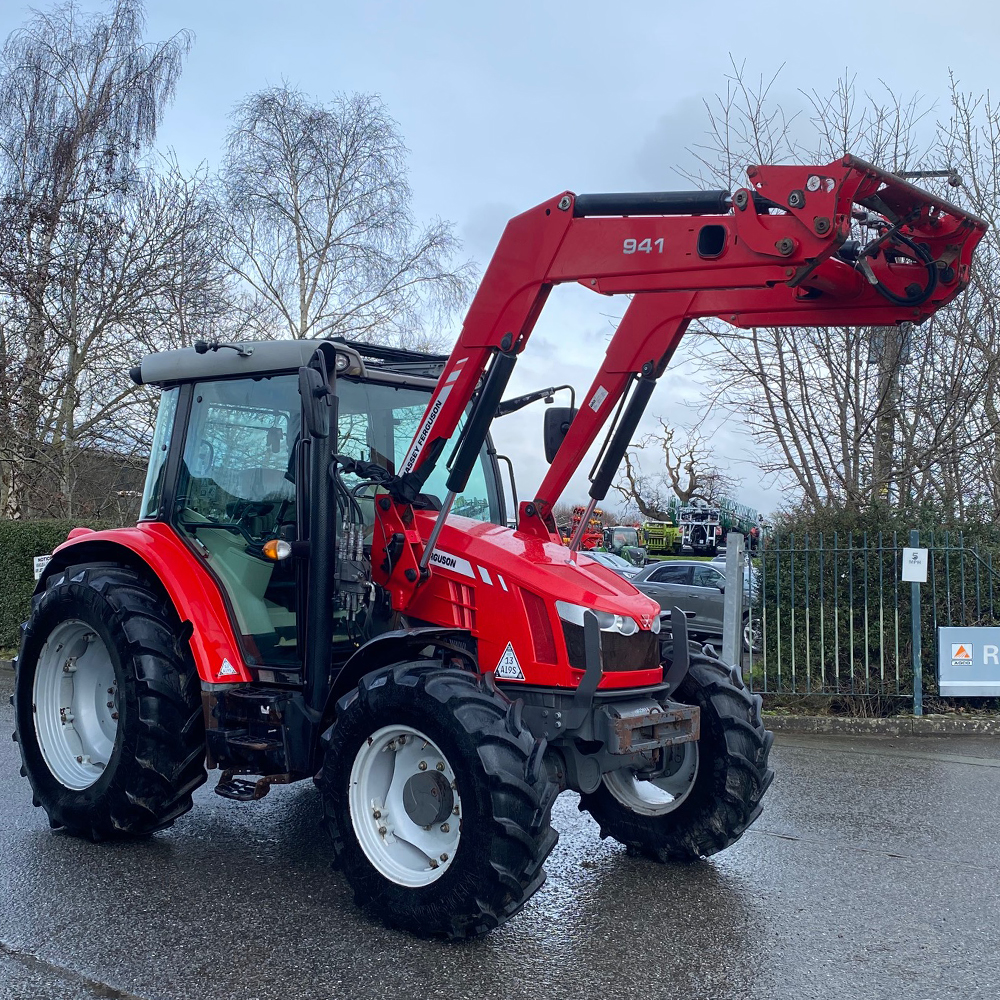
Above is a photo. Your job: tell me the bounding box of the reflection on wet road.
[1,669,997,1000]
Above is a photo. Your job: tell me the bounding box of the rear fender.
[36,523,252,685]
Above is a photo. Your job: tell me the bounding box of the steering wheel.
[228,499,277,522]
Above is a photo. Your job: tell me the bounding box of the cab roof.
[130,337,449,388]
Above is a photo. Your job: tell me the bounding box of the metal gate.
[745,530,1000,711]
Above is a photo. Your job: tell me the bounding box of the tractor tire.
[579,648,773,861]
[318,661,558,939]
[13,563,206,839]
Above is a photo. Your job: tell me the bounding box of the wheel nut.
[111,712,118,720]
[435,761,445,771]
[107,701,114,708]
[439,853,448,862]
[453,806,459,815]
[107,688,114,695]
[441,822,450,833]
[373,809,381,818]
[378,825,387,835]
[418,760,427,771]
[76,756,83,763]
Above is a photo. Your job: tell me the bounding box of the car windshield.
[596,553,633,570]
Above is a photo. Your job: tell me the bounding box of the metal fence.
[746,530,1000,712]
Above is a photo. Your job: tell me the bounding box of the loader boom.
[399,155,985,547]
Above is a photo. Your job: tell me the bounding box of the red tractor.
[12,158,984,938]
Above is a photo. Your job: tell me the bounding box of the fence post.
[721,533,745,666]
[910,528,923,716]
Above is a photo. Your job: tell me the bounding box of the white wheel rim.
[603,741,699,817]
[349,724,462,887]
[33,620,119,790]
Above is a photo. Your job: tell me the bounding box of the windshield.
[613,528,638,546]
[337,378,502,524]
[597,553,632,570]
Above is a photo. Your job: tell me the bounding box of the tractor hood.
[397,512,663,690]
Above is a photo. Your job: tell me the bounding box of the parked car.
[582,550,640,579]
[629,559,759,652]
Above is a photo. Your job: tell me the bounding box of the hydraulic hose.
[870,232,938,307]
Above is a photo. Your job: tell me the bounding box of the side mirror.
[299,366,331,439]
[718,583,726,594]
[543,406,577,463]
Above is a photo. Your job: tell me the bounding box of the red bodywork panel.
[373,511,663,689]
[51,523,253,685]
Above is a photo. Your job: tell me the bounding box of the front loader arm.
[395,155,985,561]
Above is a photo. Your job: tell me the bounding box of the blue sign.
[938,626,1000,696]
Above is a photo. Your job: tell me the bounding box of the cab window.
[337,378,501,524]
[174,375,301,667]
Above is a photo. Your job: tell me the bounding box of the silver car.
[630,559,759,651]
[582,551,640,579]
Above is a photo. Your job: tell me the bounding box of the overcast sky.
[4,0,997,517]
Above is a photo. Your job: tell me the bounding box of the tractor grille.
[561,622,659,673]
[448,580,476,629]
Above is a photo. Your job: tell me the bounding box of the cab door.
[173,373,302,669]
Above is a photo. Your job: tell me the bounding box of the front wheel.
[579,650,773,861]
[317,662,558,938]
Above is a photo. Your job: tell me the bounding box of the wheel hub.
[33,620,118,791]
[402,770,454,827]
[349,725,462,887]
[603,740,699,817]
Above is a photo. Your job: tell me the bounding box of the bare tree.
[0,1,230,518]
[681,66,999,518]
[218,85,473,347]
[614,419,740,517]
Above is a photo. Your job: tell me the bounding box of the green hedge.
[0,519,115,651]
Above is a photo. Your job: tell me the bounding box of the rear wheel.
[13,563,206,839]
[743,612,762,654]
[318,662,558,938]
[579,649,773,861]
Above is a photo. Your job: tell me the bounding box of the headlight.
[555,601,640,636]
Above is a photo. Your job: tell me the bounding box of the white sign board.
[901,547,928,583]
[33,554,52,581]
[939,627,1000,696]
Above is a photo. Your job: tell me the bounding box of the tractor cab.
[134,339,506,675]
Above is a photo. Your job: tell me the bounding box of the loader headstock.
[735,155,987,319]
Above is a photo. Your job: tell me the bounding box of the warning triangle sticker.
[495,642,525,681]
[218,658,238,678]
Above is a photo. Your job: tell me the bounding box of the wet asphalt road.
[1,668,998,1000]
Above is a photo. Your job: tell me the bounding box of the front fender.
[324,626,476,724]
